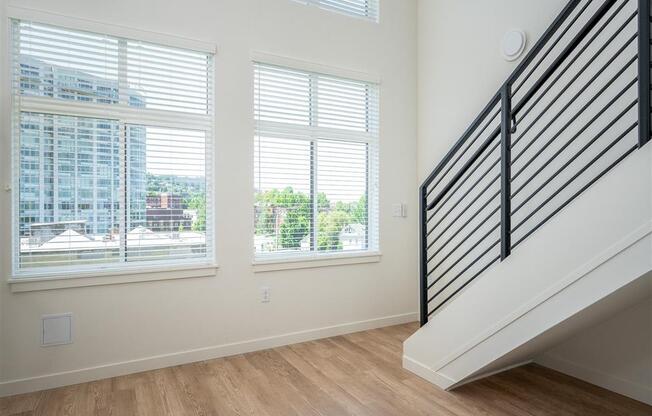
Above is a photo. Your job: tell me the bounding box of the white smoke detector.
[501,30,527,61]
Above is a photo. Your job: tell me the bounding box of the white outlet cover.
[260,286,271,303]
[42,313,72,346]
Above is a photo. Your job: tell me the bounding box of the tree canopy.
[255,187,367,250]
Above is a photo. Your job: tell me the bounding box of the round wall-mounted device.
[501,30,527,62]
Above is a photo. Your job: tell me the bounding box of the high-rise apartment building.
[17,56,146,239]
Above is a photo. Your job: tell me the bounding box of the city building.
[17,56,146,238]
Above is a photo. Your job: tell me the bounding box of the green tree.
[351,195,367,225]
[255,187,312,249]
[187,195,206,232]
[317,210,351,251]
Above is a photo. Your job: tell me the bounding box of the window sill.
[8,263,219,293]
[252,251,381,273]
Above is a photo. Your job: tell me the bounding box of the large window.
[295,0,379,21]
[253,63,379,261]
[11,20,214,275]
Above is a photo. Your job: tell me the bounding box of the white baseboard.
[0,312,418,398]
[402,355,455,390]
[537,354,652,406]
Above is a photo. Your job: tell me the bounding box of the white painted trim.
[251,50,381,84]
[6,6,217,54]
[402,355,534,391]
[0,312,418,397]
[9,264,219,292]
[446,360,534,390]
[253,252,381,272]
[429,221,652,372]
[401,356,456,390]
[537,354,652,406]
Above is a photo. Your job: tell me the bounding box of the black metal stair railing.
[420,0,651,326]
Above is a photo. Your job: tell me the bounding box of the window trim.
[252,57,381,263]
[252,251,381,273]
[8,263,220,292]
[8,12,217,280]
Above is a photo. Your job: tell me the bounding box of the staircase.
[404,0,652,393]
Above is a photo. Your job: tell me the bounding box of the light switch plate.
[392,203,407,218]
[41,313,73,347]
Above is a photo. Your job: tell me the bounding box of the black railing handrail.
[424,0,621,207]
[420,0,583,193]
[420,0,651,326]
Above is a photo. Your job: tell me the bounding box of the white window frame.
[251,53,381,269]
[7,8,218,285]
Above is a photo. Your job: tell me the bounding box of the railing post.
[419,185,429,326]
[638,0,651,147]
[500,84,512,260]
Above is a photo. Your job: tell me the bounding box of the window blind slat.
[253,62,379,260]
[296,0,379,21]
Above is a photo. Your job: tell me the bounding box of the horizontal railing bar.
[508,0,584,95]
[428,255,502,317]
[427,140,499,222]
[512,77,638,183]
[512,119,637,216]
[513,99,637,202]
[427,172,500,244]
[428,204,501,266]
[421,93,501,190]
[512,0,595,97]
[515,3,636,128]
[427,240,501,304]
[512,122,637,234]
[426,108,501,198]
[427,128,501,210]
[427,171,499,248]
[512,145,638,249]
[427,223,501,291]
[514,32,636,150]
[512,57,637,166]
[512,0,619,118]
[428,199,500,270]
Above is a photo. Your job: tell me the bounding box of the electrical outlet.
[260,286,271,303]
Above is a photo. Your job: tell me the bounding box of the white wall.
[0,0,419,395]
[417,0,569,181]
[537,297,652,405]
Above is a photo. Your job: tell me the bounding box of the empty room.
[0,0,651,415]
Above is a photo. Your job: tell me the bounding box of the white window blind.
[11,19,214,276]
[253,63,379,260]
[295,0,379,21]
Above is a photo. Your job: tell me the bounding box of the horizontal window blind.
[254,62,379,260]
[295,0,379,21]
[11,19,214,276]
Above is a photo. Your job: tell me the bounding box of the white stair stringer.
[403,142,652,391]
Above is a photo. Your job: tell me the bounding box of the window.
[295,0,379,21]
[11,20,214,276]
[253,63,379,261]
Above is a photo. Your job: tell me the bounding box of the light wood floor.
[1,322,650,416]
